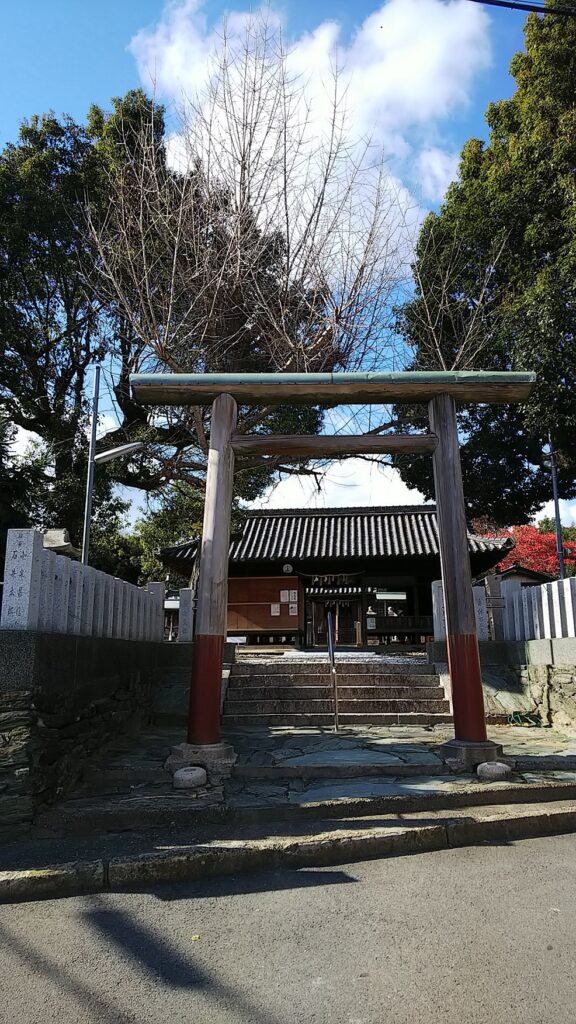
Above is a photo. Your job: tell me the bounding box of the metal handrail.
[326,610,339,733]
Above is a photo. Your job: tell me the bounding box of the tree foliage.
[0,113,108,541]
[486,524,576,577]
[0,91,326,548]
[394,3,576,523]
[538,515,576,543]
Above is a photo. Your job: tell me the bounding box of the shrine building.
[161,505,512,647]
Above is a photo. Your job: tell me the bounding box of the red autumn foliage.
[480,525,576,577]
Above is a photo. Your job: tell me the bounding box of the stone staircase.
[222,657,453,727]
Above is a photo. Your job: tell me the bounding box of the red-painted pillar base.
[447,632,487,743]
[187,634,224,744]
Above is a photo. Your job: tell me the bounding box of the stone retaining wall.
[428,640,576,729]
[520,664,576,731]
[0,633,195,837]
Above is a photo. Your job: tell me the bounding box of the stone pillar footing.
[165,741,237,784]
[440,739,504,769]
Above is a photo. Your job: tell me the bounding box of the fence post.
[103,575,115,638]
[53,556,71,633]
[68,560,84,636]
[541,583,554,639]
[431,580,446,641]
[80,566,96,636]
[147,582,165,641]
[485,575,505,640]
[550,580,567,638]
[129,587,139,640]
[38,550,58,632]
[121,582,132,640]
[560,578,576,638]
[512,591,525,640]
[500,579,522,640]
[112,579,124,639]
[473,586,489,640]
[530,587,540,639]
[179,588,194,642]
[521,587,535,640]
[0,529,43,630]
[92,571,106,637]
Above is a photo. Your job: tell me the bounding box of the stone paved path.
[27,720,576,835]
[227,722,576,763]
[220,722,576,807]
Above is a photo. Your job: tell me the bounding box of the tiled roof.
[161,506,513,568]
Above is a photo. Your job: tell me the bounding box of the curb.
[3,800,576,904]
[0,860,104,903]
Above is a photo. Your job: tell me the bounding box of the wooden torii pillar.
[130,370,535,766]
[188,393,237,746]
[429,394,488,756]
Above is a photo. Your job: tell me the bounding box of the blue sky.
[1,0,524,152]
[6,1,563,521]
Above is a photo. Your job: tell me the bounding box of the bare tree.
[87,15,413,495]
[397,214,508,372]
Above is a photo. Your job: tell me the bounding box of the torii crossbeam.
[131,370,535,766]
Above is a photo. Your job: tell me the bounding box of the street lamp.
[81,365,144,565]
[547,433,565,581]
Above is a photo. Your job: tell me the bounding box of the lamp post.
[81,366,144,565]
[548,434,565,581]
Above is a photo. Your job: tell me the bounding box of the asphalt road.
[2,834,576,1024]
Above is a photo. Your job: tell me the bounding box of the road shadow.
[81,897,289,1022]
[147,865,357,902]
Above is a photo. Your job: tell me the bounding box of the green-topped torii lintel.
[130,370,535,406]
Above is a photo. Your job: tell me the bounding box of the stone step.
[223,699,450,715]
[225,685,445,702]
[227,673,441,688]
[232,762,450,779]
[221,712,454,726]
[77,765,171,796]
[35,778,576,835]
[230,661,433,677]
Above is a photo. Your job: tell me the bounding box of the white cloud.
[342,0,490,141]
[534,500,576,528]
[418,147,460,202]
[96,412,120,441]
[250,458,428,510]
[130,0,491,196]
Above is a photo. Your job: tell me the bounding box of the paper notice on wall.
[271,603,280,616]
[280,590,289,603]
[289,604,298,616]
[289,589,298,603]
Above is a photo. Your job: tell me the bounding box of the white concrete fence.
[433,575,576,642]
[0,529,165,641]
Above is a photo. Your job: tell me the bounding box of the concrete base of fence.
[428,638,576,667]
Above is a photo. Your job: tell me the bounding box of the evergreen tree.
[395,2,576,523]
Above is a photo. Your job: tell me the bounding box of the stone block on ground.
[477,761,512,781]
[166,740,237,786]
[173,766,208,790]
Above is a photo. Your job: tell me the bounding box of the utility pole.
[549,433,565,580]
[81,365,100,566]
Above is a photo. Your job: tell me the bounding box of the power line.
[467,0,576,16]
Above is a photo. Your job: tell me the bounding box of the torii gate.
[131,370,535,765]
